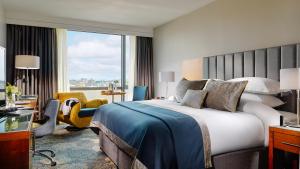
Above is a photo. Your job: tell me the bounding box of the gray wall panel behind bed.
[203,43,300,113]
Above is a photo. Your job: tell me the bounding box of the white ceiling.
[2,0,214,28]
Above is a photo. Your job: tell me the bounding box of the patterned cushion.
[181,90,207,109]
[204,80,248,112]
[175,78,207,102]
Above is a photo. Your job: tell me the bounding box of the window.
[0,46,5,101]
[67,31,133,102]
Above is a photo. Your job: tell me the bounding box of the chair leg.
[36,149,55,157]
[90,127,99,135]
[65,125,87,131]
[33,151,56,166]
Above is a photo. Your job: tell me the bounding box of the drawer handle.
[281,142,300,148]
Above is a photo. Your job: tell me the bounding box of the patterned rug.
[33,125,117,169]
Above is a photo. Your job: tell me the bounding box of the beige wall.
[0,1,6,47]
[153,0,300,97]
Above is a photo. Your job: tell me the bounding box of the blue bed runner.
[93,102,205,169]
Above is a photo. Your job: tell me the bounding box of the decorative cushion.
[240,93,284,108]
[175,78,207,102]
[181,90,207,109]
[204,80,248,112]
[60,98,80,116]
[228,77,280,95]
[78,108,98,118]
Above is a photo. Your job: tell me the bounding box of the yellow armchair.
[86,99,108,108]
[55,92,108,128]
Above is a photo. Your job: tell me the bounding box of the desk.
[269,126,300,169]
[16,96,38,120]
[101,90,126,102]
[16,96,38,110]
[0,110,34,169]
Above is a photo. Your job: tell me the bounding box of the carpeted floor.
[33,125,117,169]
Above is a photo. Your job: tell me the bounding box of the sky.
[67,31,122,81]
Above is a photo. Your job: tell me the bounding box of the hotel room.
[0,0,300,169]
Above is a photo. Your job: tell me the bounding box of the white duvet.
[140,99,281,155]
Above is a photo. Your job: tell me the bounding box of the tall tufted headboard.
[203,43,300,113]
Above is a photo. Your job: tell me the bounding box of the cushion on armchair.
[78,108,98,118]
[61,98,80,115]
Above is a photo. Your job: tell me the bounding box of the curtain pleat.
[135,36,154,99]
[56,29,69,92]
[6,24,58,113]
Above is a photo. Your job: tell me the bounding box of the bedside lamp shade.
[159,71,175,99]
[15,55,40,69]
[280,68,300,90]
[159,71,175,82]
[280,68,300,127]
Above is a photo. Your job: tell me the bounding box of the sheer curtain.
[56,28,69,92]
[126,36,136,100]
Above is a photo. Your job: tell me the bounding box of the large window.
[67,31,133,102]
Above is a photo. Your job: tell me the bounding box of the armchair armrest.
[68,103,81,119]
[86,99,108,108]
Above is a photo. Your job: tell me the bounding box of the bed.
[92,43,300,169]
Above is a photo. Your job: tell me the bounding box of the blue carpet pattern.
[33,125,116,169]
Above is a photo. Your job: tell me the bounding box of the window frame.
[67,31,128,101]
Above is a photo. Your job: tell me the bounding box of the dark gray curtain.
[6,24,58,111]
[135,36,154,99]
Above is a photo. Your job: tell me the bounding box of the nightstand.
[269,126,300,169]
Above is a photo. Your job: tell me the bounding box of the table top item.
[101,90,126,95]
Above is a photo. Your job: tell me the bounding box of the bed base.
[98,129,267,169]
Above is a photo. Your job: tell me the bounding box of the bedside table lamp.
[159,71,175,98]
[15,55,40,95]
[280,68,300,127]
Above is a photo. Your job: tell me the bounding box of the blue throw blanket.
[93,102,205,169]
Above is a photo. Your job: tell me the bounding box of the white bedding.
[140,99,280,155]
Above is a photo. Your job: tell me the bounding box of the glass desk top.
[0,110,33,133]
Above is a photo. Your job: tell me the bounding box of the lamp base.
[286,124,300,128]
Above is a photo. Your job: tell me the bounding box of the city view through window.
[68,31,131,101]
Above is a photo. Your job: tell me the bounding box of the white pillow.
[240,93,284,108]
[238,100,281,146]
[228,77,280,95]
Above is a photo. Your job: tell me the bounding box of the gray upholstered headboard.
[203,43,300,113]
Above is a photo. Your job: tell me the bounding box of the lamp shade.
[280,68,300,90]
[159,71,175,82]
[15,55,40,69]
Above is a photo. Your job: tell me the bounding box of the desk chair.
[32,99,60,166]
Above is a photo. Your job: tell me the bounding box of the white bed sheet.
[140,99,280,155]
